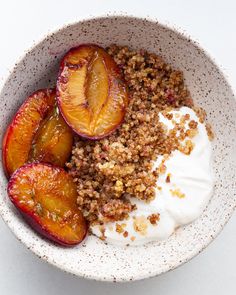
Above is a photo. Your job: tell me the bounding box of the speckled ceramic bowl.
[0,15,236,282]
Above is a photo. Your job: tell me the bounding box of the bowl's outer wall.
[0,16,236,282]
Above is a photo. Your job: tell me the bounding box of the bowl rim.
[0,13,236,282]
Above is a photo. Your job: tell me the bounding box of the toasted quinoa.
[67,45,209,226]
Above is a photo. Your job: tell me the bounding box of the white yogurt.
[92,107,214,245]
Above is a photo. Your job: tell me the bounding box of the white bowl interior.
[0,16,236,282]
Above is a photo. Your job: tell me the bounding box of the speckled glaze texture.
[0,16,236,282]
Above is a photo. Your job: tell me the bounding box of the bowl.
[0,15,236,282]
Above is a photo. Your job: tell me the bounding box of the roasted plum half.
[57,45,129,139]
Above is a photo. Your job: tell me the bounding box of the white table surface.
[0,0,236,294]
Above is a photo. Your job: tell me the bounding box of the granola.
[67,45,210,226]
